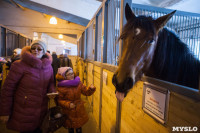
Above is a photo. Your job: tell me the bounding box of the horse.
[112,3,200,102]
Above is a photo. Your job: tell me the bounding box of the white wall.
[41,33,77,55]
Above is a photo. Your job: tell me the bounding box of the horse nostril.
[125,77,134,90]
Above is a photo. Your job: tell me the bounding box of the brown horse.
[112,4,176,101]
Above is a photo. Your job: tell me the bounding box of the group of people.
[0,40,96,133]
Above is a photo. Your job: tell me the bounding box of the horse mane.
[146,28,200,89]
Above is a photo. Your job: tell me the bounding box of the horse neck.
[146,28,200,89]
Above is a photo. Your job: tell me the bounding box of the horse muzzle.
[112,73,134,101]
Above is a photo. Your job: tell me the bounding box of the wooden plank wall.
[167,93,200,129]
[120,81,169,133]
[77,59,84,82]
[87,63,94,106]
[93,65,101,128]
[101,69,117,133]
[68,55,77,73]
[73,58,200,133]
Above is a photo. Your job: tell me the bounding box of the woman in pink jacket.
[0,40,55,133]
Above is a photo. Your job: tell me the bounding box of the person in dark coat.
[59,53,73,68]
[6,48,21,70]
[56,67,95,133]
[0,40,56,133]
[52,52,60,85]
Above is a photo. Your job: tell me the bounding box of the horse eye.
[148,39,154,44]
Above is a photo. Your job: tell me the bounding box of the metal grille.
[132,3,200,60]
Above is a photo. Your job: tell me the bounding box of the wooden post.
[116,1,132,133]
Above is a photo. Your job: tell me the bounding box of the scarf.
[57,76,80,87]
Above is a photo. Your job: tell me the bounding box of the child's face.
[65,70,74,80]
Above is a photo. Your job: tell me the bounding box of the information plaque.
[142,82,170,124]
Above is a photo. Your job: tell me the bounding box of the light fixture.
[58,34,63,39]
[49,16,57,24]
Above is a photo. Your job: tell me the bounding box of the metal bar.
[190,16,195,53]
[131,3,200,17]
[5,29,7,57]
[197,18,200,59]
[99,67,103,132]
[195,17,198,58]
[103,1,108,63]
[95,16,98,61]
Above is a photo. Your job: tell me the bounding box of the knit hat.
[58,67,73,79]
[13,48,22,55]
[30,40,47,53]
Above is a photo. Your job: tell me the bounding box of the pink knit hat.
[58,67,73,78]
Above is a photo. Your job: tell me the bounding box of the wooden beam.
[9,0,25,10]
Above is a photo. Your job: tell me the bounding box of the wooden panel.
[120,81,169,133]
[87,63,94,106]
[78,60,200,133]
[101,70,117,133]
[167,93,200,128]
[93,65,101,127]
[78,59,84,82]
[120,81,200,133]
[68,55,77,73]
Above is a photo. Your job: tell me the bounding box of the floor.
[0,96,99,133]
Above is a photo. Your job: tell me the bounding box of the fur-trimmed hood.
[21,46,52,68]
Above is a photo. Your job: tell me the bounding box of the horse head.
[112,3,176,101]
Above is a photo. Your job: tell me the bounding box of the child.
[56,67,95,133]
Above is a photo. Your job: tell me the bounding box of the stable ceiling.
[0,0,199,44]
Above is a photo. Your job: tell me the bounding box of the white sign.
[88,63,93,74]
[144,87,166,119]
[142,83,170,124]
[103,71,107,85]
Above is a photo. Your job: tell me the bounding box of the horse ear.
[125,3,136,21]
[154,10,176,32]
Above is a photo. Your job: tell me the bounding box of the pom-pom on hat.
[30,40,47,53]
[58,67,73,79]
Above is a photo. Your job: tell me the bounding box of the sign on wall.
[103,71,107,85]
[142,82,170,124]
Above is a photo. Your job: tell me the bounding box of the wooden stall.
[74,0,200,132]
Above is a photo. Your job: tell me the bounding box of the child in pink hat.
[56,67,95,133]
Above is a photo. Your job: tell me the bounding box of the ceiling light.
[49,16,57,24]
[58,34,63,39]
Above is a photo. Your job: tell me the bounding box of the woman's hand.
[89,84,95,90]
[0,116,9,124]
[70,103,76,109]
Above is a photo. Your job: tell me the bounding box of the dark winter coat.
[59,55,73,68]
[6,54,21,70]
[52,53,60,81]
[56,75,95,128]
[0,46,55,132]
